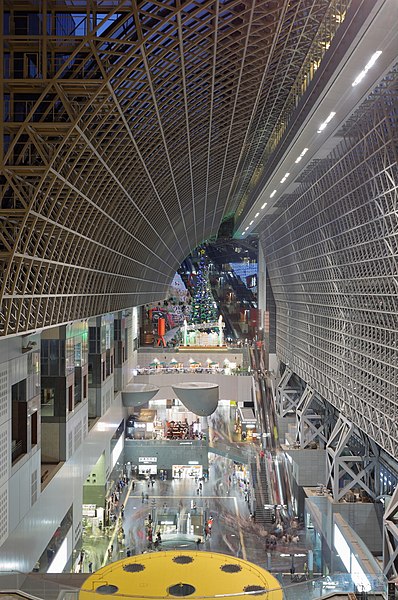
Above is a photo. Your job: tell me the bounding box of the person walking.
[88,561,93,573]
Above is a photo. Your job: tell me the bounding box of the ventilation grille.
[0,370,8,422]
[68,430,73,459]
[123,563,145,572]
[173,555,194,564]
[220,564,242,573]
[74,421,82,451]
[0,487,8,545]
[31,469,38,505]
[0,423,9,483]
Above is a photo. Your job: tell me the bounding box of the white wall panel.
[0,396,125,572]
[8,355,27,387]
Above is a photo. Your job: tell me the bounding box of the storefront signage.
[139,457,157,463]
[82,504,96,517]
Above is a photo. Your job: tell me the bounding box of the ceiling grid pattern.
[260,68,398,457]
[1,0,341,336]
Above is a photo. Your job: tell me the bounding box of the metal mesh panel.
[260,67,398,458]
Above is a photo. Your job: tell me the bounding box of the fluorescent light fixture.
[241,233,245,236]
[249,220,253,225]
[333,524,371,592]
[270,190,277,198]
[317,111,336,133]
[245,227,249,231]
[295,148,308,163]
[255,212,259,218]
[47,537,68,573]
[261,202,267,209]
[111,436,124,469]
[280,172,290,183]
[352,51,382,86]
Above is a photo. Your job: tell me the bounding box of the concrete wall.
[305,489,383,555]
[277,415,296,444]
[285,447,327,487]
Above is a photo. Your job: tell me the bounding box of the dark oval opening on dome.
[220,564,242,573]
[123,563,145,572]
[168,583,196,596]
[173,555,194,564]
[243,585,267,595]
[96,585,119,595]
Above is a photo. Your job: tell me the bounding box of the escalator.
[224,271,257,308]
[249,347,294,526]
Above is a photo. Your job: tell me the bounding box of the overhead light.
[261,202,267,209]
[317,111,336,133]
[270,190,277,198]
[295,148,308,163]
[352,51,382,87]
[280,172,290,183]
[255,212,259,218]
[245,227,249,231]
[249,220,253,225]
[241,232,245,236]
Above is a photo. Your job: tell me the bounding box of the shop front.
[235,407,257,441]
[131,409,157,440]
[139,456,158,476]
[172,463,203,479]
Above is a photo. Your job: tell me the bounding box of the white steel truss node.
[326,415,380,502]
[295,386,330,449]
[384,484,398,579]
[276,366,301,417]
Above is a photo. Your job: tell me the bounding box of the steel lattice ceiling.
[0,0,348,336]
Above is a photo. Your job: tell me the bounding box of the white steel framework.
[261,66,398,459]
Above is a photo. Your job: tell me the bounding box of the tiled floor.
[81,452,311,578]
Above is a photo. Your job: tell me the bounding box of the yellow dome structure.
[79,551,283,600]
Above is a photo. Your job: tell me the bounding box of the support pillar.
[384,484,398,579]
[296,387,329,449]
[326,415,379,502]
[276,366,301,417]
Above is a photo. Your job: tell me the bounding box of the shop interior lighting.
[270,190,277,198]
[245,227,249,231]
[295,148,308,163]
[280,172,290,183]
[255,212,259,218]
[261,202,267,209]
[352,51,382,86]
[249,220,253,225]
[318,111,336,133]
[241,232,245,236]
